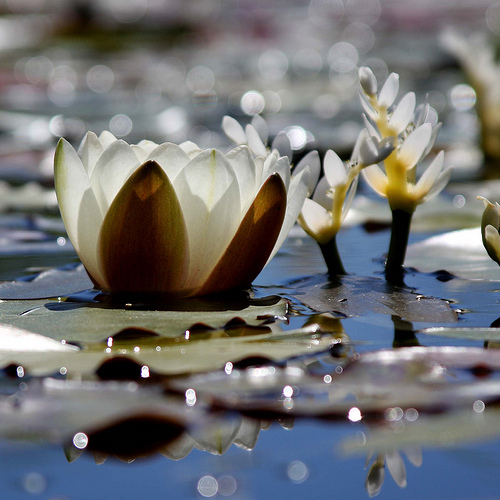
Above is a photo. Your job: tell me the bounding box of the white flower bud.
[358,135,395,166]
[359,67,378,97]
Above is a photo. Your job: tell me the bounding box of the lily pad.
[0,315,344,376]
[290,275,457,323]
[0,295,288,343]
[405,227,500,280]
[0,264,91,299]
[171,346,500,419]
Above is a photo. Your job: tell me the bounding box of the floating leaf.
[0,322,339,377]
[405,227,500,280]
[290,275,457,322]
[171,346,500,419]
[0,264,92,299]
[0,295,288,343]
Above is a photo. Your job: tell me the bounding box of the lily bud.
[359,67,378,97]
[478,196,500,265]
[358,136,395,166]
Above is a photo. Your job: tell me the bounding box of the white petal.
[378,72,400,108]
[362,164,388,197]
[414,102,430,128]
[251,115,269,144]
[385,451,407,488]
[173,149,241,289]
[361,117,380,142]
[422,122,441,158]
[226,145,258,211]
[398,123,432,169]
[420,166,452,204]
[359,66,378,96]
[413,151,444,200]
[359,136,395,166]
[389,92,416,134]
[54,138,88,251]
[485,224,500,263]
[135,139,159,155]
[268,167,310,261]
[403,447,422,468]
[272,131,293,162]
[271,156,291,191]
[324,149,347,188]
[77,131,103,176]
[342,175,359,221]
[352,128,370,163]
[147,142,190,181]
[222,115,247,145]
[54,138,105,286]
[295,150,320,195]
[312,176,332,210]
[246,124,268,157]
[131,145,148,163]
[298,197,335,244]
[359,90,378,121]
[98,130,117,149]
[78,186,107,288]
[261,150,280,180]
[90,140,140,214]
[179,140,202,158]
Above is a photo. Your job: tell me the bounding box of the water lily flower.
[54,128,310,297]
[359,67,451,215]
[297,129,394,275]
[478,196,500,265]
[358,66,452,282]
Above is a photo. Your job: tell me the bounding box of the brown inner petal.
[98,160,188,294]
[195,173,287,296]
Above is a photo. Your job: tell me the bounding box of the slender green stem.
[319,235,346,277]
[385,208,413,285]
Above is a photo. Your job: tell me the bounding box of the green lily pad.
[0,265,92,299]
[172,346,500,418]
[405,228,500,280]
[0,295,288,343]
[290,275,457,323]
[0,307,344,376]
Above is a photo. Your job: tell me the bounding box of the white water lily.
[359,67,452,214]
[298,130,394,245]
[54,127,310,297]
[478,196,500,266]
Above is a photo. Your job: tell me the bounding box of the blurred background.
[0,0,496,187]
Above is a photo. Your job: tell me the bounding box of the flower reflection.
[365,448,422,497]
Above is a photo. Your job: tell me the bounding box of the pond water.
[1,223,500,500]
[1,1,500,499]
